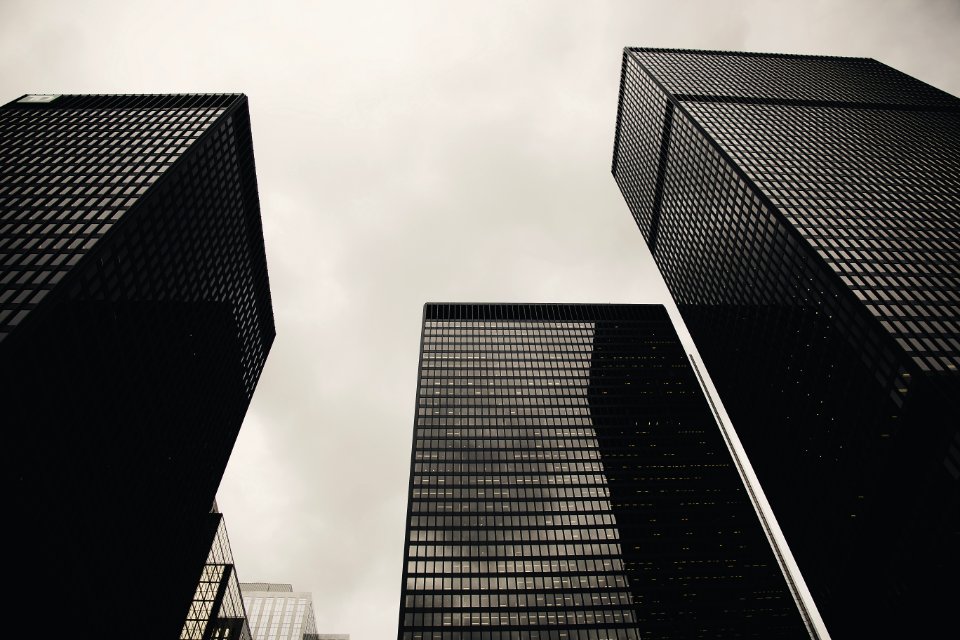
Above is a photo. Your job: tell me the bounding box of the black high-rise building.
[398,303,811,640]
[1,94,274,638]
[612,49,960,636]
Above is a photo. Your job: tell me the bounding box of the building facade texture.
[182,511,253,640]
[1,94,275,638]
[612,49,960,636]
[240,583,320,640]
[398,303,809,640]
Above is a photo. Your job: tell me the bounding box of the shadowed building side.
[612,48,960,637]
[587,315,805,639]
[2,94,274,639]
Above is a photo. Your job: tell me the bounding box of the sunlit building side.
[397,303,809,640]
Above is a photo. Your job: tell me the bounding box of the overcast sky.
[3,1,959,637]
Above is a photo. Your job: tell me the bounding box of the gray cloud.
[3,1,958,637]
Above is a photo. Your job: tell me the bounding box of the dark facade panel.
[397,303,808,640]
[2,94,274,638]
[612,48,960,637]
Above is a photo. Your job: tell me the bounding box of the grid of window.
[0,93,274,395]
[650,102,918,601]
[406,316,639,640]
[685,101,960,373]
[0,101,219,338]
[398,304,806,640]
[611,48,960,638]
[656,105,906,383]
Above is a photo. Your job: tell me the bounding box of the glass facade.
[182,512,253,640]
[2,94,275,638]
[398,303,808,640]
[612,49,960,637]
[241,583,320,640]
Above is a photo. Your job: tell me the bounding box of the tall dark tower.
[1,94,274,638]
[612,49,960,636]
[398,303,811,640]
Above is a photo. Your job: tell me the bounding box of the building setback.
[612,48,960,637]
[398,303,809,640]
[1,94,275,638]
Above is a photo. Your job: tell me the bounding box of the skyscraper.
[241,582,319,640]
[612,49,960,636]
[2,94,275,638]
[398,303,811,640]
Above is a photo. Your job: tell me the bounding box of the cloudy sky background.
[3,0,959,637]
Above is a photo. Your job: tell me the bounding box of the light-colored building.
[240,583,324,640]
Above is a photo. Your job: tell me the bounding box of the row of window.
[402,608,637,628]
[410,500,611,514]
[424,337,596,345]
[417,409,594,418]
[415,437,599,448]
[409,514,616,528]
[416,428,596,438]
[422,353,596,362]
[421,372,591,381]
[409,529,620,543]
[425,319,595,325]
[415,450,602,461]
[401,628,638,640]
[412,488,609,500]
[421,354,662,363]
[407,543,622,558]
[404,591,636,609]
[408,558,625,575]
[405,574,631,592]
[413,462,604,474]
[420,387,590,397]
[413,473,608,485]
